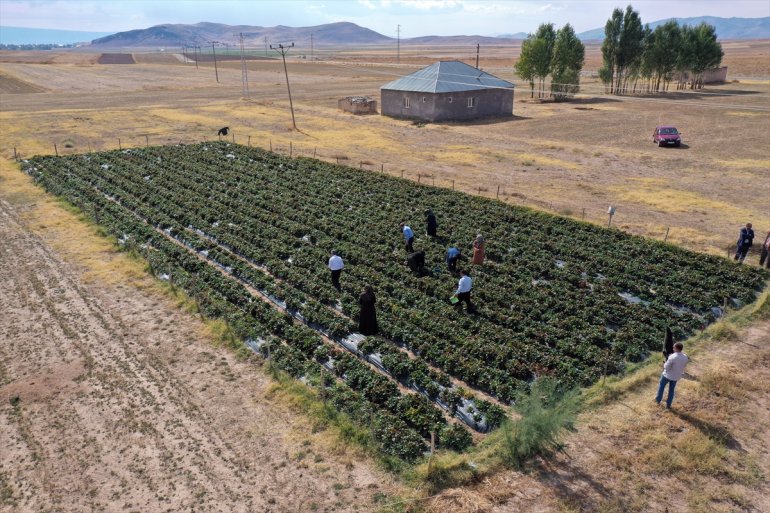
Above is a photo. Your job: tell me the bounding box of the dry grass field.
[1,42,769,513]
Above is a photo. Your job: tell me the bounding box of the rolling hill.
[577,16,769,40]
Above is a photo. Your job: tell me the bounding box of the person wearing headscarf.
[358,285,378,335]
[425,209,438,237]
[472,233,485,265]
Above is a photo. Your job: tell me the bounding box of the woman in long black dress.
[358,285,378,335]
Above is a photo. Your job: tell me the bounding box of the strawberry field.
[22,142,767,459]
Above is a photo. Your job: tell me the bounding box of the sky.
[1,0,769,37]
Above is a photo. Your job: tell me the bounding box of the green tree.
[532,23,556,98]
[515,35,537,98]
[600,7,623,93]
[688,22,723,89]
[550,23,585,101]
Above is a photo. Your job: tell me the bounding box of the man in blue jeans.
[656,342,689,409]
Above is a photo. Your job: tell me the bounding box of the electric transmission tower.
[237,32,250,98]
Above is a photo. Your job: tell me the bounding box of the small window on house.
[404,97,410,108]
[448,97,453,103]
[422,97,427,102]
[467,97,476,108]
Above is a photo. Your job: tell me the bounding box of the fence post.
[496,185,500,199]
[664,227,670,242]
[432,175,435,186]
[88,142,92,153]
[270,139,273,152]
[289,142,293,158]
[232,133,235,143]
[54,143,58,156]
[118,138,122,149]
[248,135,251,147]
[417,174,421,183]
[380,163,383,173]
[478,186,481,195]
[13,147,17,161]
[582,207,585,220]
[145,135,149,147]
[452,179,455,191]
[313,147,317,158]
[401,170,404,178]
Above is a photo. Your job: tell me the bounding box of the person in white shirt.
[452,269,475,312]
[655,342,688,408]
[328,250,344,291]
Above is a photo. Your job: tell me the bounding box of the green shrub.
[502,377,581,468]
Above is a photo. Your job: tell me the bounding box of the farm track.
[0,195,396,513]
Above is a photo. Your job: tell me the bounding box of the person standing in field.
[446,246,462,273]
[425,209,438,237]
[655,342,688,409]
[400,223,415,253]
[759,230,770,269]
[358,285,378,335]
[328,250,344,291]
[734,223,754,263]
[472,233,485,265]
[452,269,475,313]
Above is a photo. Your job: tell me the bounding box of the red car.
[653,126,682,147]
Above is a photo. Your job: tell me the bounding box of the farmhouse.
[380,60,514,122]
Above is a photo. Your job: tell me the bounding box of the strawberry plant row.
[23,143,767,408]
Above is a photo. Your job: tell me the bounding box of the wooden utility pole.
[310,32,314,60]
[210,41,221,83]
[475,43,480,69]
[271,42,297,130]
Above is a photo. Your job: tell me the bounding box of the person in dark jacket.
[662,326,675,362]
[358,285,378,335]
[446,246,461,272]
[425,209,438,237]
[734,223,754,263]
[759,230,770,269]
[407,250,426,275]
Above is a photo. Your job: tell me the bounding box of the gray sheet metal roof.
[380,60,514,93]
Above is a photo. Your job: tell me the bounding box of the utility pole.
[210,41,221,83]
[264,36,268,57]
[397,24,401,63]
[310,32,314,60]
[194,45,200,69]
[271,42,297,130]
[475,43,480,69]
[237,32,250,98]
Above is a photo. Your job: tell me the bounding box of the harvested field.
[97,53,135,64]
[0,69,46,94]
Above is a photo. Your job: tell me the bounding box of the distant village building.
[380,61,514,122]
[338,96,378,115]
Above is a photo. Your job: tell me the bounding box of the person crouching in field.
[425,209,438,237]
[400,223,415,253]
[760,230,770,269]
[734,223,754,263]
[472,233,485,265]
[407,250,426,275]
[656,342,688,409]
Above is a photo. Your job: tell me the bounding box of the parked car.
[653,126,682,147]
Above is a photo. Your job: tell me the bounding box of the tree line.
[515,23,586,101]
[513,4,724,100]
[600,5,724,94]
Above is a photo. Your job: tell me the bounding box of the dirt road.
[0,193,397,512]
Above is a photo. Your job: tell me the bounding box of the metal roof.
[380,61,514,93]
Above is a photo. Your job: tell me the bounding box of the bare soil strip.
[0,193,399,513]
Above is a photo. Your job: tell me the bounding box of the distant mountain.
[407,35,520,45]
[0,26,113,45]
[577,16,769,41]
[90,21,392,47]
[493,32,529,39]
